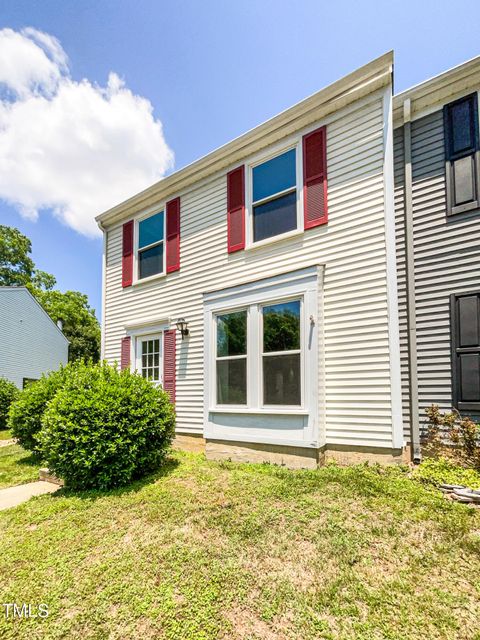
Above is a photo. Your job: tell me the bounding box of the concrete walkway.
[0,481,59,510]
[0,438,16,448]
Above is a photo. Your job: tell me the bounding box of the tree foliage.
[0,377,19,431]
[0,225,35,286]
[0,225,100,361]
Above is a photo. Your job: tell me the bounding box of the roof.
[393,55,480,126]
[0,286,70,343]
[96,51,393,229]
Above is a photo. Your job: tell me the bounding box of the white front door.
[135,333,163,385]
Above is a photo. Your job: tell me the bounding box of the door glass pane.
[253,190,297,242]
[451,99,474,155]
[263,353,301,405]
[139,212,164,248]
[217,359,247,404]
[139,242,164,279]
[217,311,247,357]
[263,301,300,352]
[253,149,296,202]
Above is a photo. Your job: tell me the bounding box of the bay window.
[215,299,303,408]
[205,266,320,447]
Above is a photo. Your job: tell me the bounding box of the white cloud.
[0,28,174,237]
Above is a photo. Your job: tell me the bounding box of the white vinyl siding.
[103,87,398,448]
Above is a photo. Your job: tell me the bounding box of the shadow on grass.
[50,455,180,502]
[16,453,43,468]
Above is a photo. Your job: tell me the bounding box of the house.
[97,51,406,469]
[394,57,480,461]
[0,287,69,388]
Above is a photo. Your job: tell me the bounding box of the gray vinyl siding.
[395,108,480,437]
[104,87,401,448]
[0,288,69,388]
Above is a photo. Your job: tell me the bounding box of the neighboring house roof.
[0,287,69,343]
[393,55,480,126]
[96,51,393,229]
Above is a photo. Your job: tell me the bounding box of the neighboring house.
[97,51,405,468]
[0,287,69,388]
[394,57,480,461]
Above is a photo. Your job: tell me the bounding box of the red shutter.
[166,197,180,273]
[120,336,131,370]
[303,126,328,229]
[122,220,134,287]
[163,329,176,402]
[227,166,245,253]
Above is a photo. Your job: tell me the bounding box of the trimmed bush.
[8,366,68,454]
[39,362,175,489]
[0,377,19,431]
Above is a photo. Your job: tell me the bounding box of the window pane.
[217,311,247,357]
[451,99,474,155]
[139,242,164,279]
[139,212,164,249]
[217,359,247,404]
[253,191,297,242]
[263,301,300,352]
[263,353,301,405]
[253,149,296,202]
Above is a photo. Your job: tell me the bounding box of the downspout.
[98,220,107,362]
[403,99,421,463]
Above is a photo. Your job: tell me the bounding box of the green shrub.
[39,362,175,489]
[0,377,19,431]
[425,404,480,470]
[412,456,480,490]
[8,367,68,454]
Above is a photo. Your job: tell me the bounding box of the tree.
[31,288,101,362]
[0,225,100,361]
[0,225,35,286]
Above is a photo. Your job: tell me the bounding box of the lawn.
[0,451,480,640]
[0,429,13,440]
[0,444,39,489]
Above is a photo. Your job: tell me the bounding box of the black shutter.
[444,93,480,216]
[451,292,480,412]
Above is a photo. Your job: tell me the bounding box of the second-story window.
[137,211,164,280]
[252,148,298,242]
[444,94,480,215]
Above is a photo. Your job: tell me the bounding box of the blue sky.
[1,0,480,315]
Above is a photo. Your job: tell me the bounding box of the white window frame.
[246,137,304,249]
[133,206,166,285]
[204,266,322,448]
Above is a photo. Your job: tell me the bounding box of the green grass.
[1,452,480,640]
[0,429,12,440]
[0,444,39,489]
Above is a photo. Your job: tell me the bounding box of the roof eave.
[96,51,393,230]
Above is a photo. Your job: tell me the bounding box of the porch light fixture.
[175,317,189,339]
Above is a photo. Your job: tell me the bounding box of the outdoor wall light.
[175,317,189,339]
